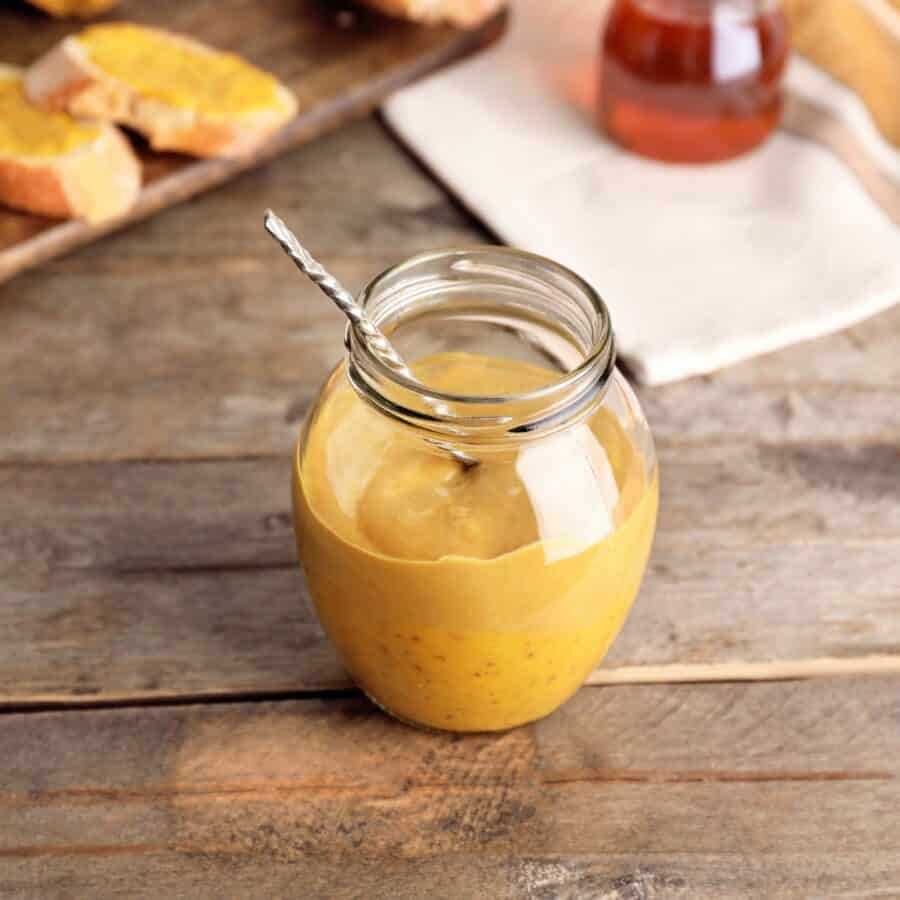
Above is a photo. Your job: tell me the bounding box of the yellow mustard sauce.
[29,0,118,15]
[79,24,282,115]
[0,76,98,157]
[294,352,658,731]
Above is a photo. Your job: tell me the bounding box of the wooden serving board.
[0,0,505,285]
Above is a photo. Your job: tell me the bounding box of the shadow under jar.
[599,0,790,163]
[292,248,659,732]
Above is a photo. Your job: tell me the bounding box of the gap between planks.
[0,768,892,812]
[2,655,898,715]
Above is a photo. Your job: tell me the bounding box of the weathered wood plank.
[5,852,900,900]
[1,118,899,465]
[2,442,898,705]
[0,118,490,464]
[639,294,900,446]
[643,378,900,448]
[2,679,899,898]
[5,442,899,573]
[3,568,345,703]
[0,46,893,900]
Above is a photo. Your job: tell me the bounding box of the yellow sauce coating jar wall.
[293,248,658,732]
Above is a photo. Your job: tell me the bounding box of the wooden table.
[3,116,899,899]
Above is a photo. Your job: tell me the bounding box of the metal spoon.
[263,210,478,469]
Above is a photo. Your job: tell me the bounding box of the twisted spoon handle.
[264,211,413,378]
[264,210,477,470]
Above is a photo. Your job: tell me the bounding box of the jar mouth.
[347,246,616,440]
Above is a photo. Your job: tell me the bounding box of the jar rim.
[351,246,616,413]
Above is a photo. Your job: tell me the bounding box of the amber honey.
[599,0,790,163]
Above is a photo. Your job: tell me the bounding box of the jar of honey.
[599,0,790,163]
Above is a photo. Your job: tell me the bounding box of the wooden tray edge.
[0,9,508,286]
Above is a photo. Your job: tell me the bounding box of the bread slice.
[25,24,298,159]
[25,0,119,17]
[358,0,506,26]
[784,0,900,147]
[0,65,140,223]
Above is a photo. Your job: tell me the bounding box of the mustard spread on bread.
[26,24,298,158]
[0,66,140,222]
[26,0,119,17]
[78,24,283,116]
[0,76,98,157]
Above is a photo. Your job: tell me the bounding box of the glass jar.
[599,0,790,163]
[292,248,658,732]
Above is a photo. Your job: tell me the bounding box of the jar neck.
[344,247,617,449]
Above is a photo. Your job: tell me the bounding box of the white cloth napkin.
[383,0,900,383]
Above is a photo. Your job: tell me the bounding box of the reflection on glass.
[292,249,659,732]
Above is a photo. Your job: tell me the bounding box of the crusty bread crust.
[26,0,120,17]
[0,65,140,223]
[0,154,70,219]
[25,28,299,159]
[359,0,506,26]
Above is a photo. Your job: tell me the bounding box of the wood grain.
[0,0,505,284]
[0,118,897,466]
[0,40,897,898]
[0,117,897,707]
[2,679,899,898]
[0,118,492,465]
[2,440,898,705]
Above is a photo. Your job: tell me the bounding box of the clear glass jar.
[599,0,790,163]
[292,248,658,732]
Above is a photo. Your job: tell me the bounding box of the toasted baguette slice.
[784,0,900,147]
[26,24,298,159]
[0,65,139,223]
[359,0,505,26]
[26,0,119,17]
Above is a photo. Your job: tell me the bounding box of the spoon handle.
[264,210,479,470]
[264,211,412,378]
